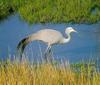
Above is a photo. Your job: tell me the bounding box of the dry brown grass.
[0,61,99,85]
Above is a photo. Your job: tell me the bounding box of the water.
[0,15,100,63]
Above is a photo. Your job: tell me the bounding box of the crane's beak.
[73,29,78,33]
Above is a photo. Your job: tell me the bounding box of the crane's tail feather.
[17,34,38,61]
[17,38,28,52]
[17,37,29,54]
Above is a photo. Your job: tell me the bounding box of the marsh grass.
[0,58,99,85]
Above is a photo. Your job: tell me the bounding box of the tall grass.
[0,59,99,85]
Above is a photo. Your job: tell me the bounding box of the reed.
[0,59,99,85]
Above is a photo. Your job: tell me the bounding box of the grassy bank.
[0,60,99,85]
[0,0,100,24]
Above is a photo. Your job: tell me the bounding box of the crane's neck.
[62,32,71,43]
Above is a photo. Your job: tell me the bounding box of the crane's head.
[65,27,77,34]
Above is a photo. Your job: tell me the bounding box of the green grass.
[0,0,100,24]
[0,59,99,85]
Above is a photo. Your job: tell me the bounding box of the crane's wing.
[17,33,38,55]
[17,37,29,55]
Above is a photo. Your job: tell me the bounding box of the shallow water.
[0,15,100,63]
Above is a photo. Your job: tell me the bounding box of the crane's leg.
[44,45,52,62]
[45,45,51,55]
[48,47,53,63]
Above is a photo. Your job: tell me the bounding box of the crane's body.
[17,27,77,61]
[30,29,65,45]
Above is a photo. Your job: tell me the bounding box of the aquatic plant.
[0,0,100,24]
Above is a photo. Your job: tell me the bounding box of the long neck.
[63,32,71,43]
